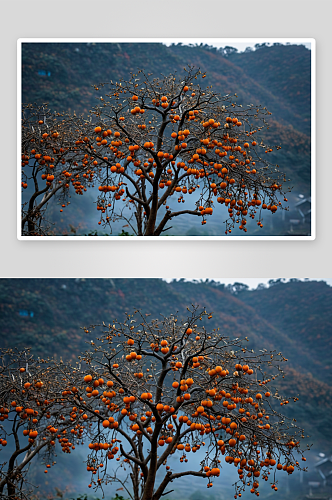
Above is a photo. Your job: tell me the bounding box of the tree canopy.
[0,307,307,500]
[21,67,290,236]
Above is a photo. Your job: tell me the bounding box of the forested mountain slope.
[0,278,329,448]
[22,42,311,193]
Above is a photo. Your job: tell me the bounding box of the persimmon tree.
[21,105,93,236]
[21,67,290,236]
[0,349,82,499]
[85,66,289,235]
[0,310,307,499]
[72,307,306,500]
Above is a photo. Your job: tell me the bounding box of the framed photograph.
[18,38,315,239]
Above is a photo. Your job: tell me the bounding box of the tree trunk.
[141,426,161,500]
[144,164,164,235]
[153,212,171,236]
[7,477,16,499]
[151,472,173,500]
[141,462,157,500]
[131,463,140,500]
[144,206,158,236]
[135,207,143,236]
[27,210,36,235]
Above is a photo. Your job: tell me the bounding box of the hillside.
[228,43,311,135]
[238,279,332,380]
[0,278,330,450]
[21,41,312,197]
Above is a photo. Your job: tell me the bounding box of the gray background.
[2,0,330,279]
